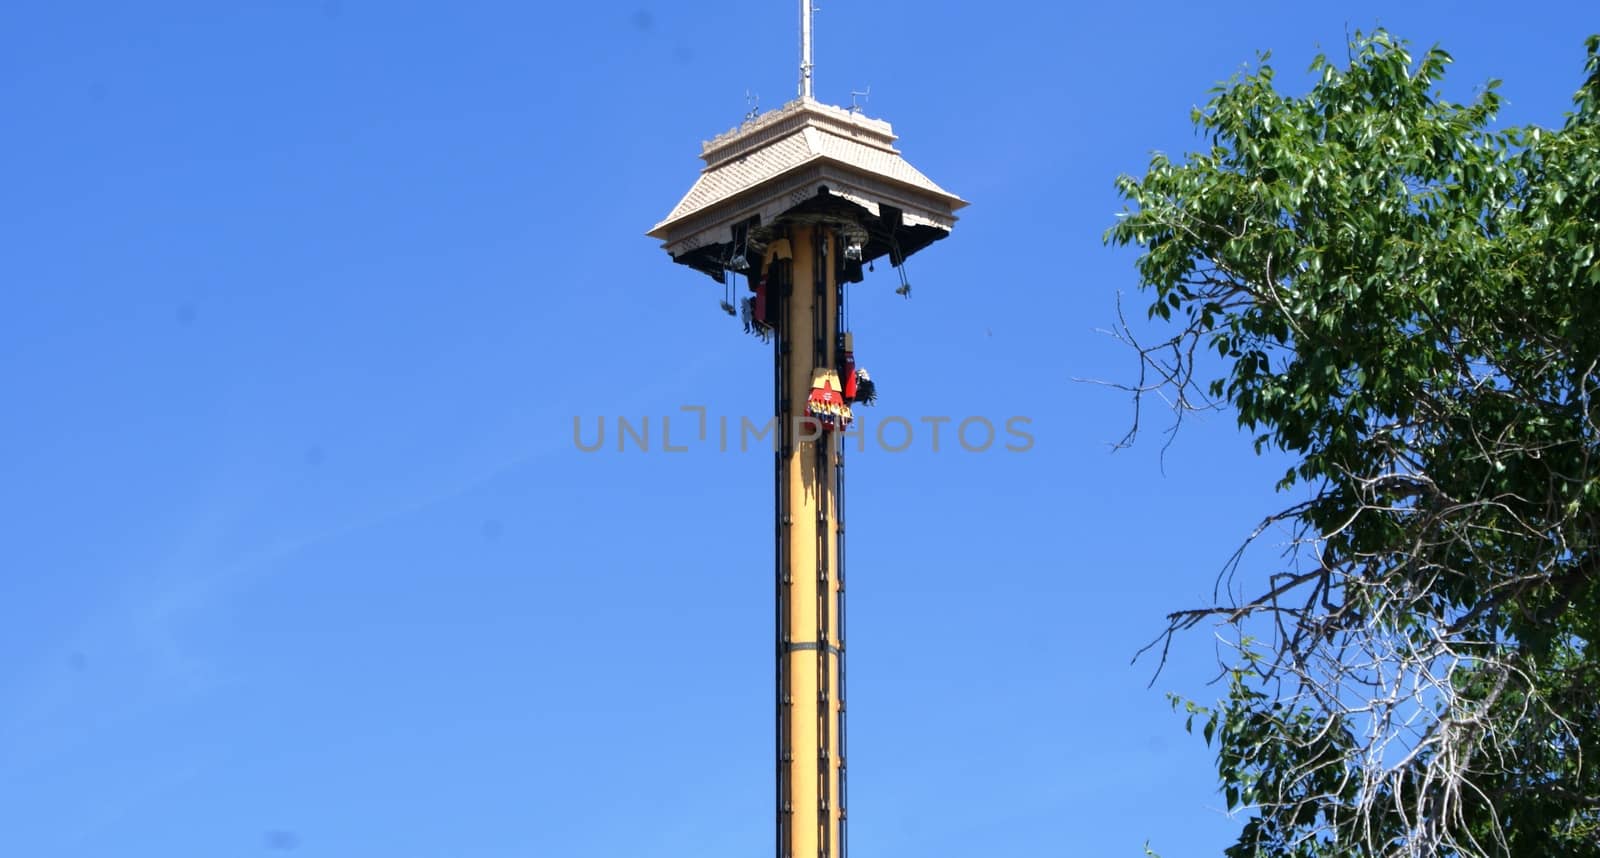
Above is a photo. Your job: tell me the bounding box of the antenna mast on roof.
[799,0,814,98]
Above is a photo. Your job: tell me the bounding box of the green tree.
[1108,31,1600,858]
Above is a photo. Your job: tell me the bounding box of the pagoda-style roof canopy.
[648,97,965,282]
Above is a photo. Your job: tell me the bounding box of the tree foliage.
[1108,31,1600,857]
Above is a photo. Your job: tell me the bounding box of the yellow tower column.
[776,223,845,858]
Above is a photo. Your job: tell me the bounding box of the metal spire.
[799,0,814,99]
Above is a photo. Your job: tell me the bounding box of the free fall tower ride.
[647,3,965,856]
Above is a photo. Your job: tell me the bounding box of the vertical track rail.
[774,251,794,858]
[812,225,833,858]
[833,240,849,858]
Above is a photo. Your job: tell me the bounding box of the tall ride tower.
[648,5,964,856]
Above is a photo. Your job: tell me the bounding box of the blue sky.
[1,2,1591,856]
